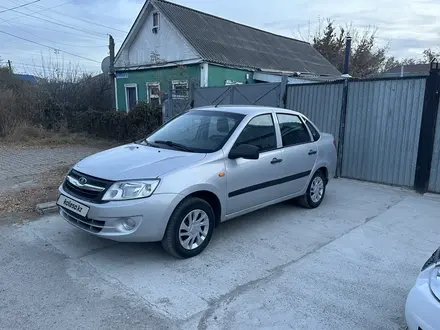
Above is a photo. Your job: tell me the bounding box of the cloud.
[1,0,438,76]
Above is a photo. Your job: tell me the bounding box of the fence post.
[414,62,440,193]
[229,85,235,104]
[336,79,349,178]
[279,75,288,108]
[189,81,195,108]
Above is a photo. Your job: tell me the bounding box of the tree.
[422,49,439,63]
[312,20,390,77]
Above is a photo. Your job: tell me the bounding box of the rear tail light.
[333,139,337,148]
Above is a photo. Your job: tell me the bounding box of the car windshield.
[145,110,245,153]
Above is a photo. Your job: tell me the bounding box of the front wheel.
[162,197,215,258]
[298,171,326,208]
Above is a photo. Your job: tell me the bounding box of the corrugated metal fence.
[341,78,426,186]
[285,82,343,145]
[429,101,440,193]
[163,75,436,190]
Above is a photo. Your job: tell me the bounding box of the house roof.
[14,74,37,84]
[122,0,340,76]
[385,64,430,74]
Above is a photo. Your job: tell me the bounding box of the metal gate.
[341,78,426,187]
[428,101,440,193]
[193,83,282,108]
[162,82,191,123]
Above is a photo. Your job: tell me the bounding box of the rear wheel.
[162,197,215,258]
[298,170,326,208]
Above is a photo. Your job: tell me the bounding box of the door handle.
[270,158,283,164]
[308,150,317,155]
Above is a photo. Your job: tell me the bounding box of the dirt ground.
[0,139,115,222]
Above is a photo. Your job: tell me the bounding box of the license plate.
[57,195,89,217]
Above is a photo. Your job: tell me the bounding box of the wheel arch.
[314,166,329,184]
[172,186,223,228]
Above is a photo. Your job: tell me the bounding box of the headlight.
[429,266,440,300]
[102,180,159,201]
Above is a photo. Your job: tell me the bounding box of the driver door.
[225,113,284,216]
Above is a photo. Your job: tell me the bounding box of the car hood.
[74,144,206,181]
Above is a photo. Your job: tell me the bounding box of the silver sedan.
[57,106,337,258]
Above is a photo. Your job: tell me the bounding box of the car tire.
[298,170,326,209]
[162,197,215,259]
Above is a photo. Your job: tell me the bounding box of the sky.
[0,0,439,77]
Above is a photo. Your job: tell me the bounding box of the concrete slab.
[0,178,436,329]
[10,214,118,258]
[0,225,174,330]
[196,195,440,330]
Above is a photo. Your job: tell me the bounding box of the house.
[114,0,341,111]
[14,74,38,84]
[379,64,430,78]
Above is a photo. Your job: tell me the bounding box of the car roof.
[191,105,303,117]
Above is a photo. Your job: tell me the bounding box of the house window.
[153,12,159,28]
[147,82,161,106]
[172,80,188,98]
[124,83,138,112]
[225,79,243,86]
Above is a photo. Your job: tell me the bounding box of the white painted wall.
[116,3,199,67]
[253,72,315,84]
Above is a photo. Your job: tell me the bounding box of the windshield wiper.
[153,140,194,152]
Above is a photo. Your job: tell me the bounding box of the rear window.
[304,119,320,141]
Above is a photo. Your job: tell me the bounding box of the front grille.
[61,208,105,233]
[63,169,112,203]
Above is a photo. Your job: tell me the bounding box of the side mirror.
[228,144,259,160]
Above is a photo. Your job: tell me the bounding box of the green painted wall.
[115,63,256,111]
[115,64,200,111]
[207,64,255,86]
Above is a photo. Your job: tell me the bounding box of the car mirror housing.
[228,144,259,160]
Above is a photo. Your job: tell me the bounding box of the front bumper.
[58,185,183,242]
[405,268,440,330]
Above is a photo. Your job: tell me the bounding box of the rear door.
[225,113,284,215]
[275,113,318,195]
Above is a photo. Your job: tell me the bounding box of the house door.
[125,85,137,111]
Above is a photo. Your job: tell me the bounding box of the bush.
[64,102,162,142]
[0,65,163,142]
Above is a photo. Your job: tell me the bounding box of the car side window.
[304,118,320,141]
[234,114,277,152]
[276,114,312,147]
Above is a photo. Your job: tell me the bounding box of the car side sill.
[223,189,306,222]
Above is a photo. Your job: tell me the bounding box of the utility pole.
[109,35,116,110]
[7,60,12,73]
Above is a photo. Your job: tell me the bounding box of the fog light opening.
[121,217,136,231]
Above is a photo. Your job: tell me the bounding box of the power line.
[10,0,128,34]
[0,0,40,14]
[0,29,101,63]
[1,19,108,48]
[2,0,74,22]
[0,20,108,40]
[0,5,107,37]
